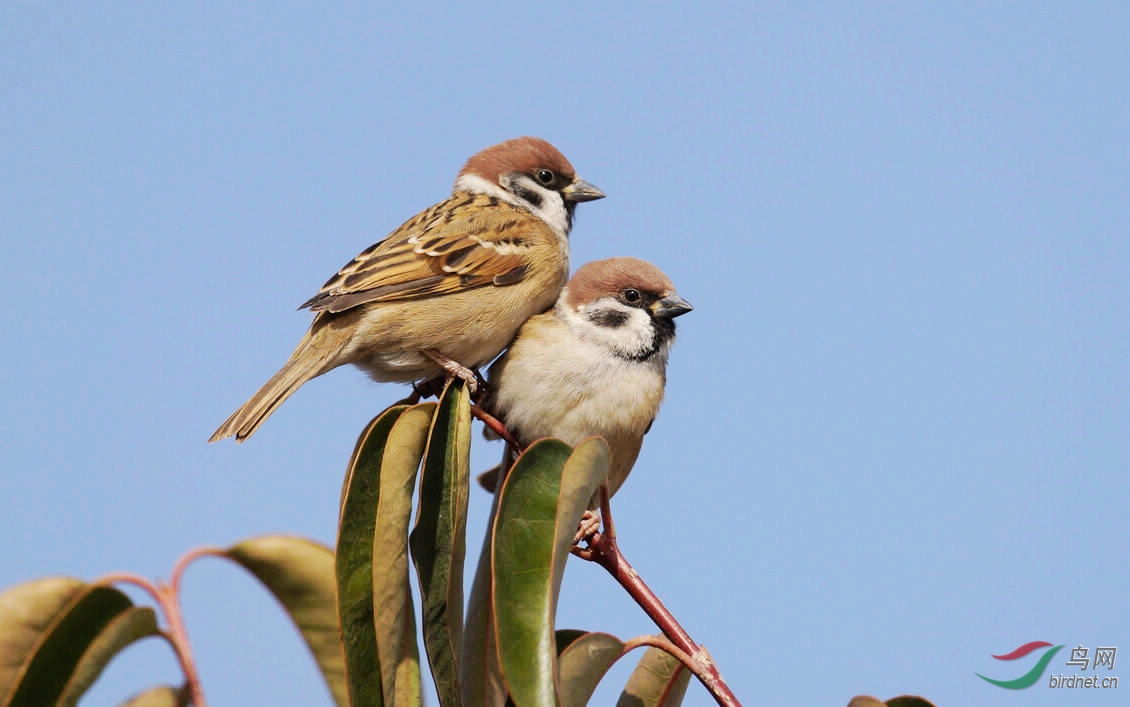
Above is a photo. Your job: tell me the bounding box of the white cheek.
[454,174,515,203]
[454,173,571,238]
[532,188,570,238]
[568,304,655,359]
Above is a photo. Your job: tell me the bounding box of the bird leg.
[574,509,602,544]
[422,349,480,393]
[571,485,614,554]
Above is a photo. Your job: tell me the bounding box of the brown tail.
[209,326,349,443]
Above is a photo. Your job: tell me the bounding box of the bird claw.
[422,350,483,394]
[573,509,601,545]
[471,369,489,399]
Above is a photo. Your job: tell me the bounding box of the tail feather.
[209,329,348,443]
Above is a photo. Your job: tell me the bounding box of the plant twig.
[98,549,216,706]
[470,403,523,450]
[621,634,698,669]
[572,486,741,707]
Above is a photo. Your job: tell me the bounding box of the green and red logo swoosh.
[977,641,1064,689]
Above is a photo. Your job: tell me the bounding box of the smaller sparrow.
[479,257,692,538]
[210,137,604,443]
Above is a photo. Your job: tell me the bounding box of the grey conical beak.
[650,293,693,319]
[561,178,606,202]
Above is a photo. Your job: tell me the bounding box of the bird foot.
[422,350,482,393]
[573,509,601,545]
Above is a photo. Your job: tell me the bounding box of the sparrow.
[479,257,692,532]
[209,137,604,443]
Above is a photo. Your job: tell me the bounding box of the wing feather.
[299,193,548,313]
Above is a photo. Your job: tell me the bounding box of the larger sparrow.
[480,257,692,503]
[210,137,604,442]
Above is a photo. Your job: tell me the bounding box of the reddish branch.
[98,547,217,706]
[572,486,741,707]
[480,411,741,705]
[470,403,523,449]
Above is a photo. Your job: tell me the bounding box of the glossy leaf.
[617,645,691,707]
[370,404,435,705]
[461,467,507,707]
[409,381,472,707]
[337,405,413,707]
[217,535,347,706]
[0,579,133,707]
[0,578,84,702]
[492,437,610,706]
[120,685,189,706]
[58,606,161,706]
[557,631,626,707]
[885,697,936,707]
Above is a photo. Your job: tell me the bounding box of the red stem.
[574,487,741,707]
[470,403,523,450]
[98,548,216,706]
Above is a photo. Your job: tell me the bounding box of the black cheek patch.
[511,183,544,210]
[589,309,630,328]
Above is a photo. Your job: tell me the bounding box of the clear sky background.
[3,3,1127,706]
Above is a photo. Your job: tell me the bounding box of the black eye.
[535,169,555,185]
[622,288,642,304]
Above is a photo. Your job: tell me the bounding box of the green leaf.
[0,578,84,703]
[370,404,435,706]
[120,685,190,706]
[337,404,413,707]
[617,646,691,707]
[218,535,348,707]
[410,381,472,707]
[0,579,133,707]
[461,450,512,707]
[557,631,625,707]
[492,437,610,706]
[58,606,161,706]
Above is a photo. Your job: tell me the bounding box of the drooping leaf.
[409,381,472,707]
[120,685,190,706]
[0,579,133,707]
[557,631,626,707]
[337,404,413,707]
[216,535,347,707]
[370,403,435,705]
[492,437,610,706]
[461,448,514,707]
[617,645,691,707]
[0,578,84,702]
[58,606,161,706]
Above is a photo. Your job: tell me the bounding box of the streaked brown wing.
[299,193,540,314]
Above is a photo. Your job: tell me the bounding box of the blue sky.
[3,3,1127,705]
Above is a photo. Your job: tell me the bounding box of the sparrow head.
[561,257,692,362]
[454,136,605,236]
